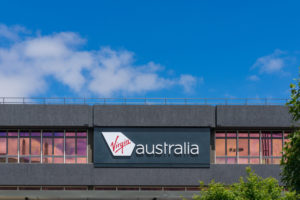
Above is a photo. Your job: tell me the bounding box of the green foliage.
[281,70,300,193]
[192,167,300,200]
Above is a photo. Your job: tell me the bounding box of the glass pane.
[239,139,248,156]
[262,138,272,156]
[239,158,248,164]
[8,132,18,137]
[272,132,282,138]
[0,138,6,155]
[7,138,18,155]
[216,139,225,156]
[227,139,236,156]
[227,157,237,164]
[43,138,53,156]
[227,132,236,137]
[250,139,260,156]
[31,138,41,156]
[0,132,6,136]
[65,157,75,163]
[77,138,86,156]
[249,131,259,137]
[272,158,281,164]
[43,157,52,164]
[215,132,225,137]
[216,158,226,164]
[20,132,29,137]
[53,157,64,163]
[43,132,52,137]
[31,132,41,137]
[262,132,271,138]
[238,132,248,138]
[31,157,41,163]
[272,139,282,156]
[54,132,64,137]
[20,138,30,155]
[77,132,87,137]
[0,157,5,163]
[66,132,75,137]
[66,138,75,156]
[250,158,260,164]
[20,157,30,163]
[262,158,272,164]
[77,157,87,163]
[8,157,18,163]
[54,138,64,156]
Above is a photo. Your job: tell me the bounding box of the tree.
[192,167,299,200]
[281,72,300,193]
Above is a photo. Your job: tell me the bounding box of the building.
[0,98,297,200]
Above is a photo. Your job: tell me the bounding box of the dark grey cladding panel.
[0,105,92,127]
[0,164,281,186]
[93,105,215,127]
[216,105,299,128]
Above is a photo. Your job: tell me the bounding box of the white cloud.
[251,49,286,74]
[0,24,199,97]
[247,75,260,81]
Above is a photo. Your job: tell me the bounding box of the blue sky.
[0,1,298,99]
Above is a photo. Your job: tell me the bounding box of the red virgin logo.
[111,135,131,154]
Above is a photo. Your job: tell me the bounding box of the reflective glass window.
[227,139,236,156]
[0,138,6,155]
[66,138,75,156]
[54,138,64,156]
[7,138,18,155]
[250,139,259,156]
[20,138,30,155]
[216,139,225,156]
[238,139,248,156]
[31,138,41,156]
[77,138,87,156]
[272,139,282,156]
[43,138,53,156]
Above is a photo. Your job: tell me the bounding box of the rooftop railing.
[0,97,289,105]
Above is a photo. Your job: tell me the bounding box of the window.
[215,130,290,164]
[0,129,88,164]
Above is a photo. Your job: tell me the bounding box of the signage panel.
[94,128,210,167]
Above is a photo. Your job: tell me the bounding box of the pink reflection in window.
[8,138,18,155]
[53,157,64,163]
[43,138,53,156]
[272,158,281,164]
[227,132,236,137]
[65,157,75,163]
[31,157,40,163]
[250,158,260,164]
[66,132,75,137]
[238,132,248,138]
[77,157,87,163]
[54,139,64,156]
[216,158,226,164]
[0,138,6,155]
[216,139,225,156]
[20,138,29,155]
[31,138,41,156]
[272,132,282,138]
[77,139,87,156]
[77,132,87,137]
[8,132,17,137]
[249,132,259,137]
[239,139,248,156]
[43,157,52,164]
[272,139,282,156]
[262,132,271,138]
[66,139,75,156]
[239,158,248,164]
[227,158,237,164]
[227,139,236,156]
[250,139,259,156]
[262,158,272,164]
[215,132,225,137]
[262,138,271,157]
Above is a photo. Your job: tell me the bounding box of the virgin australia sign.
[94,128,210,167]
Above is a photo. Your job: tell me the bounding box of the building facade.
[0,104,297,199]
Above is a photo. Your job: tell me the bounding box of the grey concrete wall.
[216,105,298,128]
[0,105,92,127]
[0,164,281,186]
[93,105,215,127]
